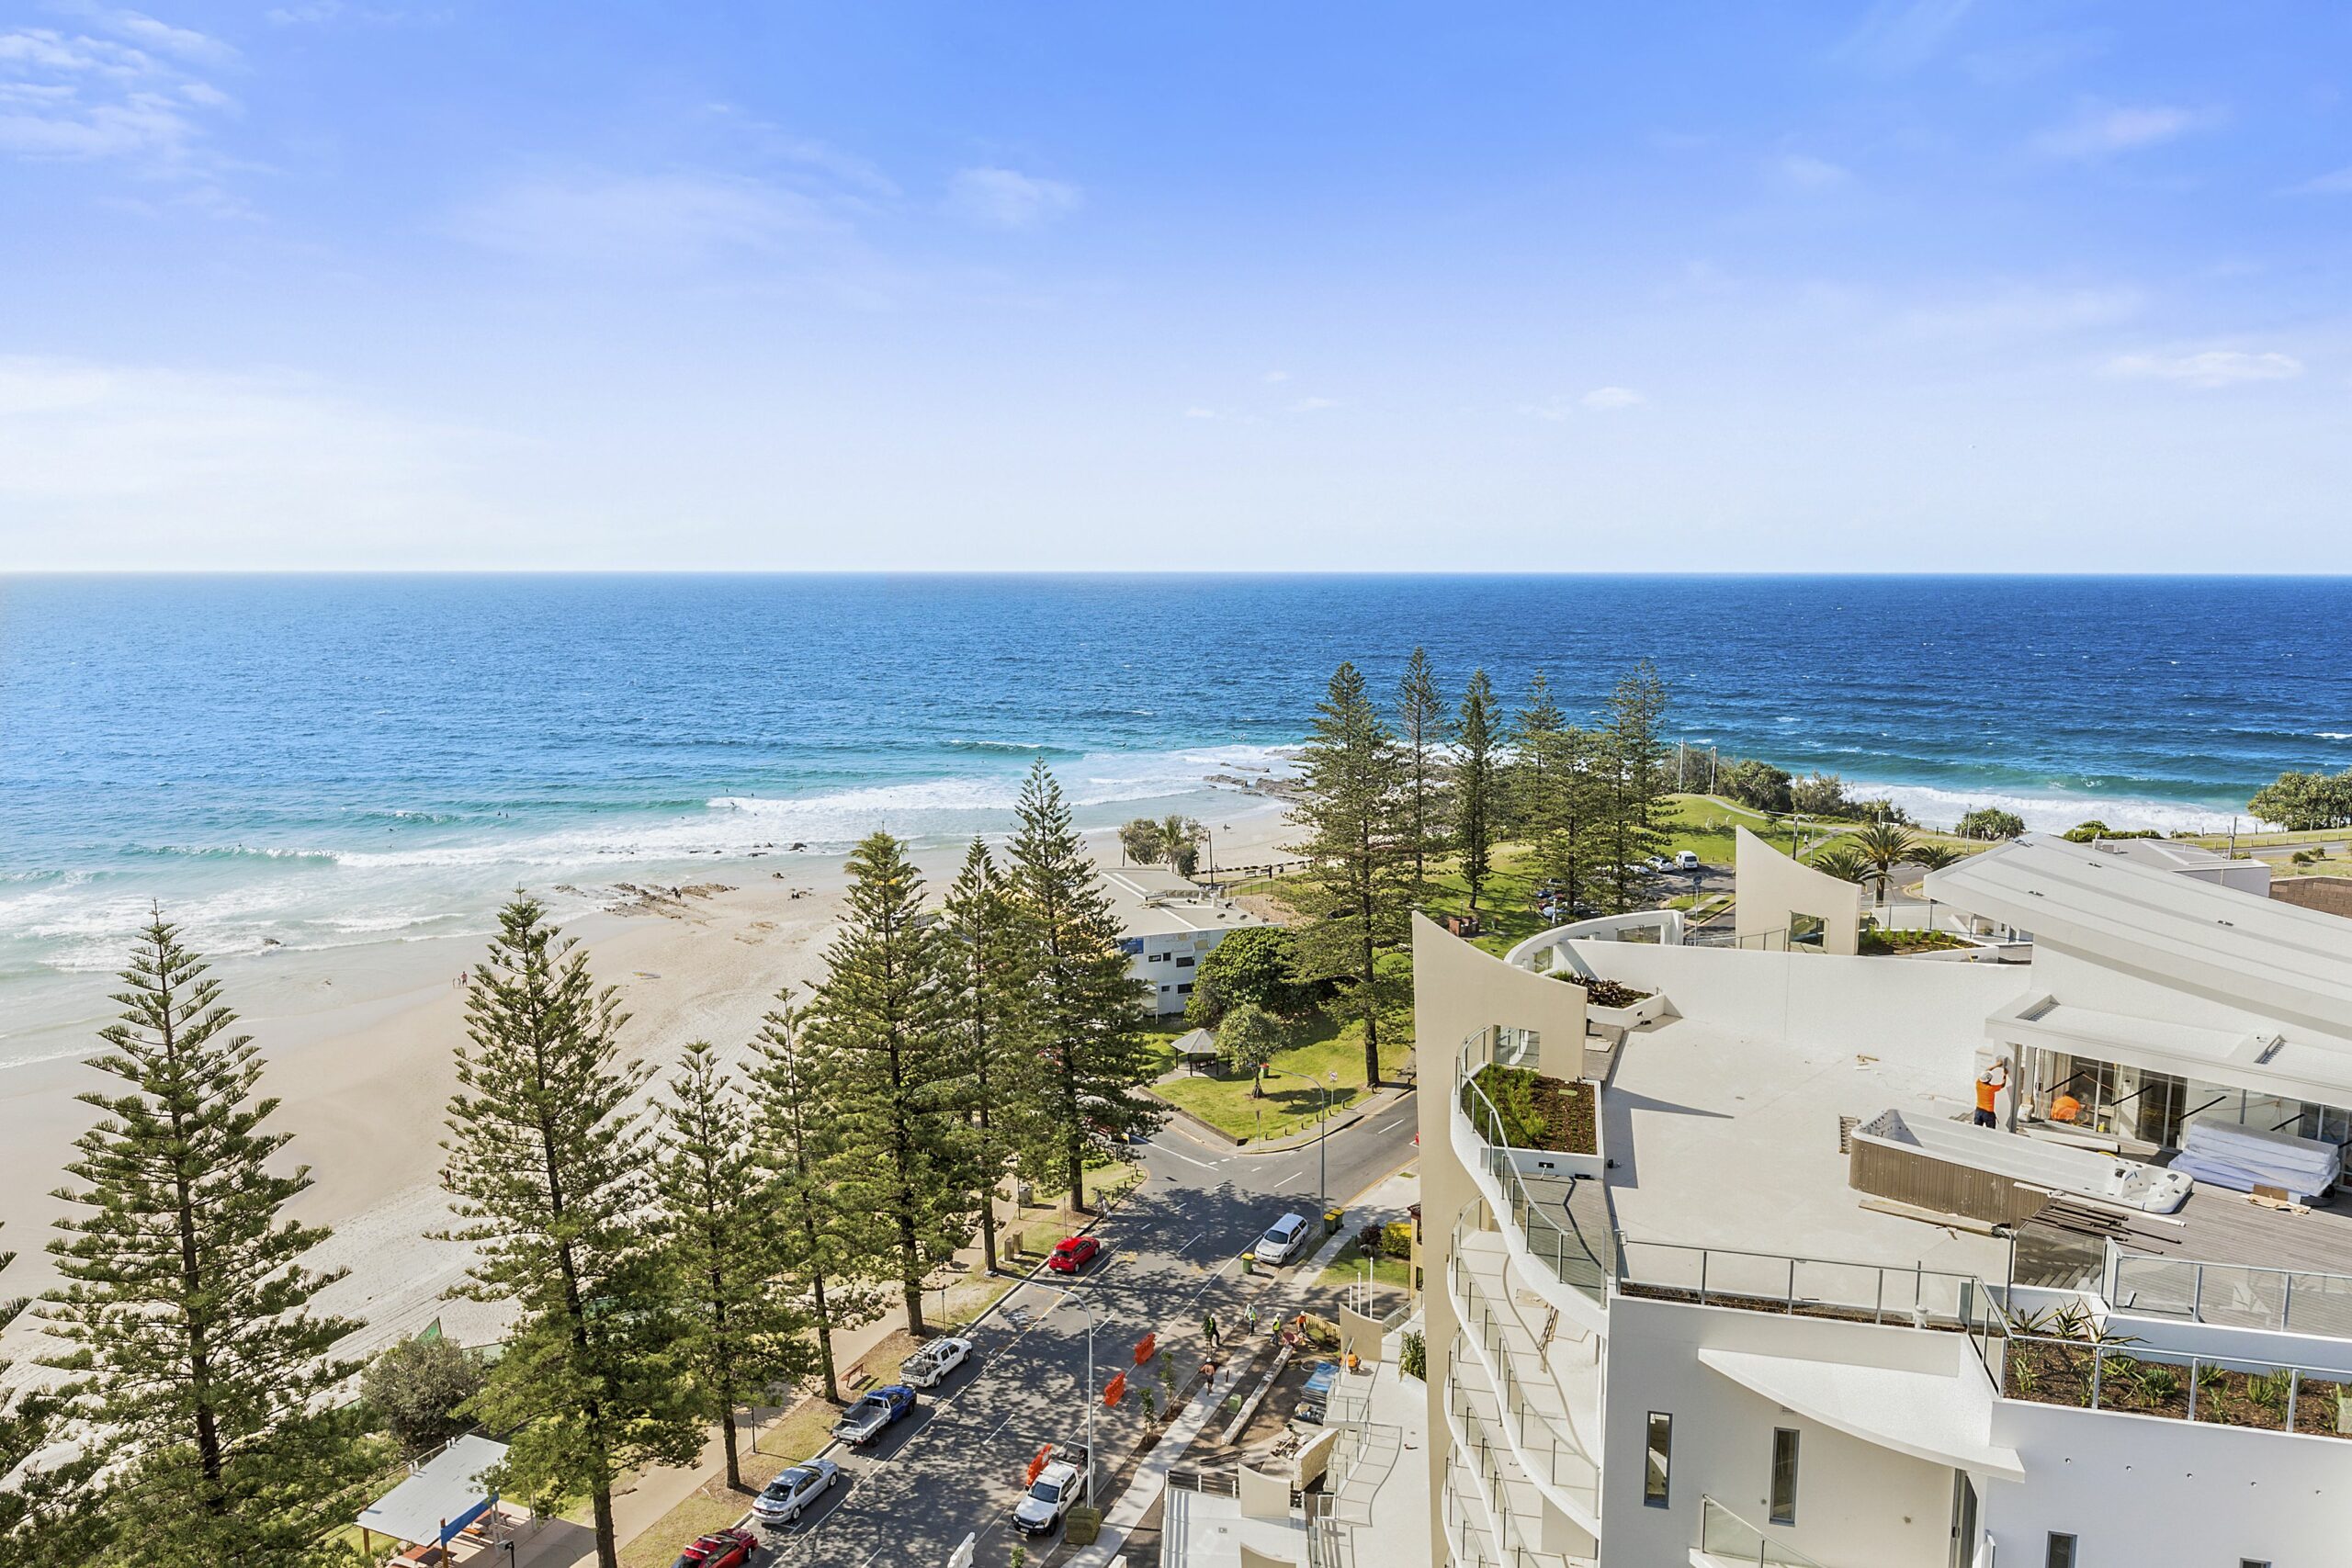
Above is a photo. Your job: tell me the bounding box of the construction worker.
[1203,1309,1220,1349]
[1973,1060,2008,1129]
[1245,1302,1260,1337]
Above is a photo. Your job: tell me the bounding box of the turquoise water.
[4,573,2348,1051]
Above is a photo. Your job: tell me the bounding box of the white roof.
[356,1435,508,1547]
[1172,1027,1220,1058]
[1925,835,2352,1043]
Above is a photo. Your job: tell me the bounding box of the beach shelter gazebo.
[356,1434,510,1562]
[1171,1026,1221,1074]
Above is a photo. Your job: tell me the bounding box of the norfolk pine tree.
[1292,662,1412,1088]
[653,1040,810,1492]
[1006,761,1159,1212]
[440,897,700,1568]
[41,912,371,1568]
[749,990,880,1404]
[1510,670,1566,839]
[1600,663,1671,910]
[1454,670,1502,911]
[807,832,976,1336]
[1396,646,1452,900]
[3,1224,96,1568]
[941,839,1032,1276]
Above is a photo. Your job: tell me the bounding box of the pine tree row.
[0,761,1157,1568]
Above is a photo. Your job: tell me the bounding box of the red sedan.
[1046,1235,1101,1274]
[673,1528,757,1568]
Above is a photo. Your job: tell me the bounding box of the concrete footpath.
[1067,1166,1421,1568]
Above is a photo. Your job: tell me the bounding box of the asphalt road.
[746,1094,1420,1568]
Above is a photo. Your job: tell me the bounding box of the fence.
[1454,1033,1615,1303]
[2108,1248,2352,1339]
[1698,1497,1828,1567]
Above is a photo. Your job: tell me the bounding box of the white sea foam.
[1847,780,2239,836]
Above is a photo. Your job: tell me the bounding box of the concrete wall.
[1414,914,1594,1568]
[1565,938,2023,1058]
[1988,1398,2352,1567]
[1734,825,1862,956]
[1600,1297,1967,1568]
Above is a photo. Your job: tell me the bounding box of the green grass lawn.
[1150,992,1413,1143]
[1318,1235,1412,1292]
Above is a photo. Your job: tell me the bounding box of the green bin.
[1324,1207,1343,1235]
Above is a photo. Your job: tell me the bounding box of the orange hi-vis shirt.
[1975,1078,2000,1113]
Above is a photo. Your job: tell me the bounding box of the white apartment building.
[1101,863,1264,1017]
[1416,829,2352,1568]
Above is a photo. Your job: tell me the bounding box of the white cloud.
[1520,388,1648,420]
[1896,284,2145,340]
[1580,386,1647,410]
[1833,0,1973,73]
[2288,164,2352,196]
[2106,349,2303,388]
[946,166,1080,230]
[2034,102,2211,159]
[0,355,495,565]
[1262,369,1290,384]
[1773,152,1853,188]
[0,19,232,176]
[448,170,842,271]
[1182,406,1217,420]
[85,8,237,65]
[1288,396,1337,413]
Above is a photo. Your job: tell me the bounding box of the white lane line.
[1176,1229,1206,1256]
[1374,1114,1409,1133]
[1151,1140,1218,1170]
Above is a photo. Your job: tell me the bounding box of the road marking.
[1152,1140,1218,1170]
[1374,1114,1409,1133]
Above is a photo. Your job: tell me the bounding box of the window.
[1148,952,1170,964]
[2242,1561,2271,1568]
[1176,955,1195,967]
[1769,1428,1799,1526]
[1643,1413,1671,1506]
[1177,983,1193,995]
[2044,1534,2075,1568]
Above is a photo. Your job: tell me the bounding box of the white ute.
[900,1335,972,1389]
[1012,1445,1096,1538]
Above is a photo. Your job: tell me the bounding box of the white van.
[1254,1213,1311,1267]
[1673,850,1701,871]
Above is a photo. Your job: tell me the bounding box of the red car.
[1047,1235,1101,1274]
[673,1528,757,1568]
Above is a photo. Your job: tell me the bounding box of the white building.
[1100,863,1265,1017]
[1415,829,2352,1568]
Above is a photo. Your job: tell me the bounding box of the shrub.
[1355,1222,1389,1258]
[1956,807,2025,840]
[1720,758,1792,815]
[362,1334,487,1455]
[1399,1329,1427,1382]
[1184,925,1313,1025]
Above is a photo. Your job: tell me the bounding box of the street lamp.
[1043,1288,1100,1498]
[1261,1065,1340,1216]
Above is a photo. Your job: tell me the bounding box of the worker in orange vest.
[1973,1061,2008,1129]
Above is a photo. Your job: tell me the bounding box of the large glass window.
[1769,1428,1799,1525]
[1644,1413,1671,1506]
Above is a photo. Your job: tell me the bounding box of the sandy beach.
[0,803,1298,1360]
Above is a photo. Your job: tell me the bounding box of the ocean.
[4,573,2349,1057]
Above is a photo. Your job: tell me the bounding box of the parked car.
[1012,1444,1098,1538]
[831,1383,918,1446]
[1299,1359,1341,1424]
[672,1528,758,1568]
[751,1458,840,1527]
[1047,1235,1101,1274]
[1674,850,1702,871]
[1644,855,1670,874]
[901,1335,973,1389]
[1253,1212,1310,1267]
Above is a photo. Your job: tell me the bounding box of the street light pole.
[1261,1065,1337,1215]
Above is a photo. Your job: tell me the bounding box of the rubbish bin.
[1240,1250,1256,1275]
[1324,1207,1343,1235]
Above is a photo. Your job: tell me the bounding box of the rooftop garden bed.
[1466,1061,1595,1155]
[1550,973,1653,1009]
[1999,1309,2352,1438]
[1858,927,1969,955]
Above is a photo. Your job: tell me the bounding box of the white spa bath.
[1853,1108,2195,1215]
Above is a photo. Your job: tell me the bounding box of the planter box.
[1498,1078,1607,1179]
[1589,990,1672,1032]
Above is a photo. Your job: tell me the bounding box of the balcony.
[1692,1497,1828,1568]
[1447,1206,1604,1534]
[1443,1333,1580,1568]
[1452,1032,1617,1333]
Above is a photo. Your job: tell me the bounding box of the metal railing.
[1617,1237,2007,1391]
[1999,1332,2352,1435]
[1698,1496,1830,1567]
[2108,1247,2352,1339]
[1454,1032,1615,1304]
[1443,1345,1577,1568]
[1447,1214,1602,1520]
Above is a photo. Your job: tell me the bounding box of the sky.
[2,1,2348,571]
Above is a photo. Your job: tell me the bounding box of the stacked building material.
[2170,1121,2341,1203]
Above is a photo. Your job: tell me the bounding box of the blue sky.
[3,2,2348,570]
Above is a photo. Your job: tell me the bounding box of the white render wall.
[1599,1297,1965,1568]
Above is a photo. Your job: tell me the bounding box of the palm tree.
[1850,821,1919,905]
[1808,845,1869,885]
[1912,842,1963,874]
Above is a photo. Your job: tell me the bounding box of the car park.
[751,1458,840,1527]
[1047,1235,1101,1274]
[831,1383,918,1445]
[900,1335,973,1389]
[672,1528,758,1568]
[1253,1213,1310,1267]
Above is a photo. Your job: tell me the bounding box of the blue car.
[831,1383,918,1445]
